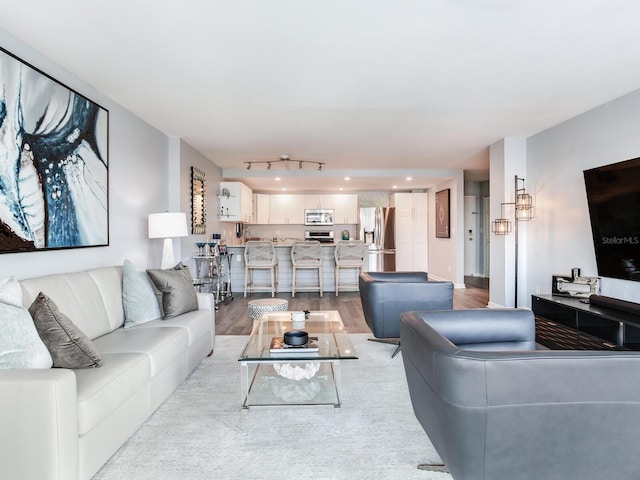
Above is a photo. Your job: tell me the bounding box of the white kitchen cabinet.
[390,192,428,271]
[304,194,334,210]
[252,193,270,224]
[333,194,358,224]
[219,181,253,223]
[269,194,304,224]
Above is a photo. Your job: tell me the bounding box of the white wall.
[177,139,225,268]
[489,137,528,307]
[0,27,171,279]
[526,88,640,304]
[428,173,465,287]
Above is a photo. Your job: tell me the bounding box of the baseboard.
[487,301,505,308]
[427,273,464,289]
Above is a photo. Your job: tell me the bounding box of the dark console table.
[532,294,640,351]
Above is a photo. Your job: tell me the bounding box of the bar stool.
[291,241,323,297]
[334,240,365,296]
[244,241,278,297]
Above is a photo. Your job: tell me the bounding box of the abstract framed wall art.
[435,188,450,238]
[0,47,109,253]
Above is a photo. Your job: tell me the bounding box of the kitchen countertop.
[226,242,338,247]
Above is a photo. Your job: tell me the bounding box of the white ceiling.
[2,0,640,193]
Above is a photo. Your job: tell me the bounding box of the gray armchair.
[401,308,640,480]
[358,271,453,357]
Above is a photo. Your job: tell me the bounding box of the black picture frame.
[435,189,450,238]
[0,46,109,253]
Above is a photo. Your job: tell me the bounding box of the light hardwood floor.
[215,284,489,335]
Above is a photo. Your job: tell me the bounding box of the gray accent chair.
[358,271,453,357]
[401,308,640,480]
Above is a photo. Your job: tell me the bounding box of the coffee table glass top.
[239,310,358,362]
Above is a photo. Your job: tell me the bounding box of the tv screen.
[584,157,640,282]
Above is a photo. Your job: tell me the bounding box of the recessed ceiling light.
[344,177,350,181]
[406,177,412,181]
[339,187,344,191]
[275,177,281,181]
[281,187,287,191]
[392,185,398,189]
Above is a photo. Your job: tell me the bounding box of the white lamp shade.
[148,212,188,239]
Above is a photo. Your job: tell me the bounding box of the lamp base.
[160,237,175,269]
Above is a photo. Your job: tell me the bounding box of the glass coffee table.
[238,310,358,412]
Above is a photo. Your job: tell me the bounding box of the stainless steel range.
[305,230,335,243]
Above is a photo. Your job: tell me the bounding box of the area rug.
[93,334,452,480]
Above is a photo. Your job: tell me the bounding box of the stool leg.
[335,266,339,296]
[271,267,275,297]
[292,266,296,297]
[319,266,323,297]
[244,266,249,297]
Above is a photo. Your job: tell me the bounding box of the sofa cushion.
[122,260,162,328]
[92,326,188,377]
[29,293,102,368]
[20,267,124,339]
[134,308,212,346]
[146,268,198,319]
[0,277,53,369]
[73,352,151,435]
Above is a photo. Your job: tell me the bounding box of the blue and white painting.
[0,47,108,253]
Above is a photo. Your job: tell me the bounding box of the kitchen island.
[226,243,367,295]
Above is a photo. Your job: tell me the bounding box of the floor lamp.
[491,175,534,308]
[148,212,189,269]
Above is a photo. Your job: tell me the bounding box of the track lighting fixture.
[244,155,326,171]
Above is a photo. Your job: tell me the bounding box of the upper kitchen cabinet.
[333,194,358,224]
[390,192,428,271]
[304,194,335,210]
[252,193,270,224]
[219,182,253,223]
[269,194,304,224]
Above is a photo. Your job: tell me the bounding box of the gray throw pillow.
[29,292,102,368]
[122,259,163,328]
[146,268,198,319]
[173,261,194,283]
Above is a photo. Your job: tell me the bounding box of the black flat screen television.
[584,157,640,282]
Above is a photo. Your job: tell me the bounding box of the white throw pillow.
[122,259,162,328]
[0,277,53,369]
[0,275,23,307]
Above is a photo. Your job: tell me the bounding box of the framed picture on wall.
[0,47,109,254]
[435,189,450,238]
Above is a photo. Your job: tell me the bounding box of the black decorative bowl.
[283,330,309,346]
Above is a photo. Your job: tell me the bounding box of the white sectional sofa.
[0,265,215,480]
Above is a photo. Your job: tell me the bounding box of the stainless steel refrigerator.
[358,207,396,272]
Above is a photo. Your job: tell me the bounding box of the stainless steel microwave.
[304,209,334,226]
